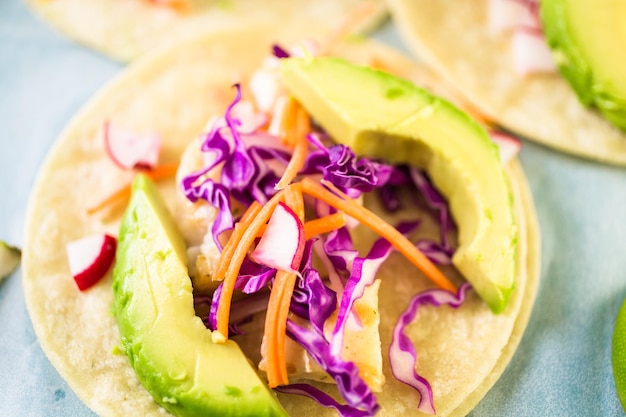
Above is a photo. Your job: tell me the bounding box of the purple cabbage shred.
[272,44,291,59]
[389,282,472,414]
[286,319,380,416]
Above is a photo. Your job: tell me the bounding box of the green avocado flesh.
[112,175,287,417]
[0,241,21,280]
[280,57,518,313]
[541,0,626,131]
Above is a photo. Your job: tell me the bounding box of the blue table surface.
[2,0,626,415]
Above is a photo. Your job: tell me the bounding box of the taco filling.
[107,42,519,417]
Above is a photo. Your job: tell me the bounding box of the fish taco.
[22,24,540,417]
[388,0,626,165]
[25,0,386,62]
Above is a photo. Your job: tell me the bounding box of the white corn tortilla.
[22,24,540,416]
[388,0,626,166]
[25,0,387,62]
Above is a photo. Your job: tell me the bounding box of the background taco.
[24,0,387,62]
[21,24,539,417]
[387,0,626,166]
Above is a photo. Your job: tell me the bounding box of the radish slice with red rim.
[230,100,267,133]
[66,234,117,291]
[490,131,522,164]
[250,201,305,273]
[104,120,162,170]
[511,28,556,76]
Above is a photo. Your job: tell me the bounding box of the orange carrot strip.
[146,0,189,13]
[86,163,178,215]
[279,98,299,147]
[300,178,457,293]
[303,212,346,240]
[252,184,305,244]
[275,106,310,190]
[264,269,297,388]
[212,201,262,282]
[215,190,285,339]
[85,185,131,216]
[284,182,304,221]
[264,184,305,387]
[254,211,346,239]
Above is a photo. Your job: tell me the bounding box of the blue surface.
[1,0,626,415]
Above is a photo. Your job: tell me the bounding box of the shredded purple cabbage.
[330,221,418,356]
[323,227,357,276]
[182,79,465,417]
[220,85,258,201]
[207,259,276,331]
[325,145,394,193]
[301,140,401,199]
[181,84,289,247]
[272,44,290,59]
[181,176,231,251]
[275,384,375,417]
[197,291,269,336]
[286,319,380,416]
[409,167,455,252]
[290,268,337,335]
[389,283,472,414]
[416,240,453,265]
[290,241,337,335]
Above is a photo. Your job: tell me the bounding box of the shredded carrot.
[210,201,262,284]
[255,212,346,239]
[86,163,178,215]
[263,183,305,388]
[300,178,457,293]
[146,0,189,13]
[284,182,304,221]
[214,190,285,340]
[319,1,379,55]
[85,184,131,216]
[212,202,262,281]
[264,270,297,387]
[304,212,346,240]
[275,105,310,190]
[279,98,299,147]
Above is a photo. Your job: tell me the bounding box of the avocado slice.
[0,241,21,282]
[541,0,626,131]
[280,57,517,313]
[113,175,287,417]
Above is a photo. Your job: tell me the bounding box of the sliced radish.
[104,120,162,170]
[66,234,117,291]
[511,28,557,75]
[490,131,522,164]
[249,67,282,114]
[231,100,268,133]
[250,202,305,273]
[290,39,319,58]
[488,0,531,33]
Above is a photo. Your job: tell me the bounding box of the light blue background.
[1,0,625,415]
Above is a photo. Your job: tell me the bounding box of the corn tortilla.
[25,0,387,62]
[22,25,540,416]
